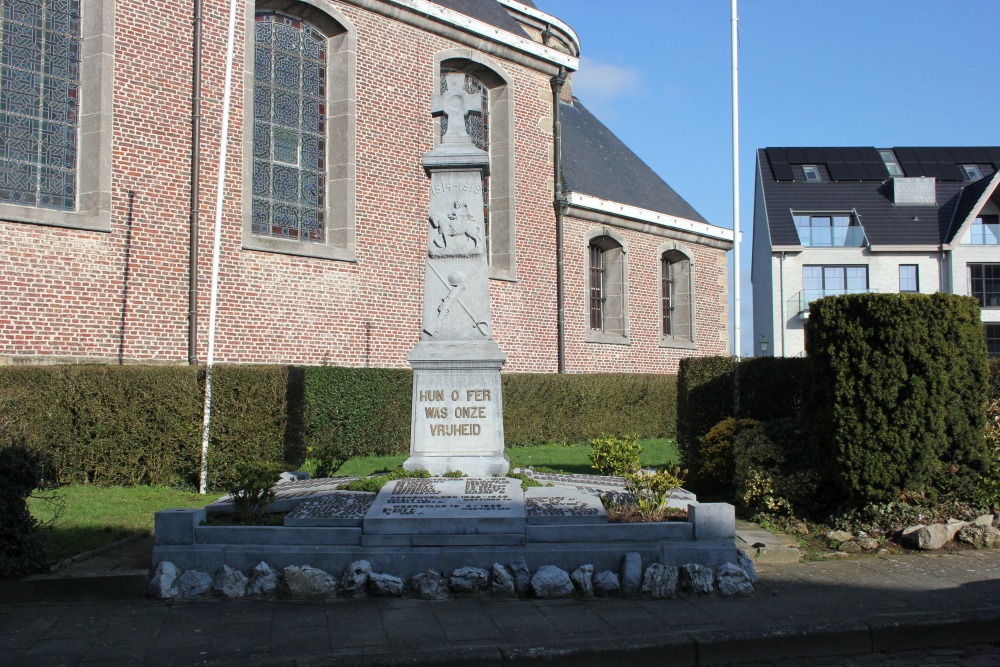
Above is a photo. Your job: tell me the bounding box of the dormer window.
[963,215,1000,245]
[793,213,866,247]
[802,165,821,182]
[879,149,903,177]
[963,165,984,181]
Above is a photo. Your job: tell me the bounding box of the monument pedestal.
[404,340,508,476]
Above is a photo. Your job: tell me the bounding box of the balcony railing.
[794,226,868,247]
[787,288,877,319]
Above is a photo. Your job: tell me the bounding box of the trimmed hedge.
[502,373,676,445]
[804,293,989,506]
[0,365,678,489]
[676,356,806,474]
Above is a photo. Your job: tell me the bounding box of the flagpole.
[730,0,741,356]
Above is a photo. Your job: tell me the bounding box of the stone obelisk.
[403,72,509,476]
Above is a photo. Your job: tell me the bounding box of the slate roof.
[758,147,1000,247]
[428,0,529,38]
[561,98,708,224]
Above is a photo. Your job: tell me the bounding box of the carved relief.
[428,200,484,257]
[423,262,489,338]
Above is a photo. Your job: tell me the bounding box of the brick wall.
[0,0,728,374]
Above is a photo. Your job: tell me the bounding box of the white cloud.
[571,56,642,102]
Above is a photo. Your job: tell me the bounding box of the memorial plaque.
[524,487,609,525]
[205,477,354,513]
[363,477,525,535]
[283,491,376,527]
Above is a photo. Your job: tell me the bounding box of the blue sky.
[535,0,1000,355]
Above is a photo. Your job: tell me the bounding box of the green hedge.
[676,356,806,474]
[502,373,676,445]
[0,365,678,489]
[804,293,989,506]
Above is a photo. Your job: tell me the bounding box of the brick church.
[0,0,732,373]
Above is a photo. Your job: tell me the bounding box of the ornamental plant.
[588,433,641,477]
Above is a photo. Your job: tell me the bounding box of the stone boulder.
[530,565,574,598]
[178,569,213,599]
[340,560,372,598]
[212,565,248,599]
[247,561,278,596]
[679,563,714,594]
[974,514,996,527]
[409,570,449,600]
[641,564,678,599]
[148,561,180,599]
[735,549,757,584]
[571,564,594,597]
[282,565,337,598]
[826,529,853,543]
[593,570,620,597]
[449,567,489,595]
[490,563,515,598]
[716,562,755,598]
[957,523,1000,549]
[369,572,404,597]
[621,552,642,596]
[509,558,531,596]
[857,537,880,551]
[903,521,968,550]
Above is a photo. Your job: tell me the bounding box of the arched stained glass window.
[252,10,326,243]
[440,68,489,242]
[0,0,81,211]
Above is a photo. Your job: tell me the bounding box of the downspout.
[550,66,568,373]
[779,251,786,356]
[188,0,204,365]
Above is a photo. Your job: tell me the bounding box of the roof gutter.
[551,67,568,373]
[565,193,735,244]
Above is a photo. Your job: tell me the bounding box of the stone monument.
[403,72,509,476]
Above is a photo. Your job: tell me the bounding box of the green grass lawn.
[27,439,679,562]
[331,438,679,477]
[27,485,210,563]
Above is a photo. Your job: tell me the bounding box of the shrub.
[624,464,687,520]
[804,293,989,507]
[731,419,817,518]
[697,418,759,499]
[503,373,676,446]
[225,462,282,522]
[979,398,1000,512]
[676,357,737,474]
[589,434,641,476]
[0,441,49,578]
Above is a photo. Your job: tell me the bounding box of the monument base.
[403,454,509,476]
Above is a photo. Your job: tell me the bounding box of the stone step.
[735,526,801,564]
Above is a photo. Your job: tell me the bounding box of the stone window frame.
[433,49,517,281]
[0,0,114,232]
[242,0,357,261]
[584,227,629,345]
[658,242,696,349]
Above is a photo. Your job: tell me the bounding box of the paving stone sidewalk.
[3,548,1000,666]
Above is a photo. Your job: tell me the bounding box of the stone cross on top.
[432,72,481,146]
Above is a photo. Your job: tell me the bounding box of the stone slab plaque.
[205,477,354,514]
[283,491,376,527]
[524,487,609,525]
[363,477,525,535]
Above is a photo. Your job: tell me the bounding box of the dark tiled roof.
[561,99,708,224]
[428,0,529,38]
[947,172,1000,243]
[757,147,1000,247]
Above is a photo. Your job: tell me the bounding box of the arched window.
[243,1,356,261]
[660,245,695,348]
[0,0,113,231]
[436,52,516,280]
[586,231,628,343]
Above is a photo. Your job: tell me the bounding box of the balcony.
[794,226,868,248]
[787,288,877,319]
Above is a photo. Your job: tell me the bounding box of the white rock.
[857,537,880,551]
[945,519,969,541]
[282,565,337,598]
[148,561,180,599]
[178,570,213,599]
[340,560,372,598]
[449,567,489,595]
[509,557,531,595]
[621,552,642,596]
[909,523,952,550]
[641,564,678,599]
[826,530,854,543]
[369,572,404,596]
[735,549,757,584]
[490,563,515,597]
[679,563,714,594]
[530,565,574,598]
[570,564,594,597]
[974,514,995,527]
[716,562,755,598]
[957,524,1000,549]
[247,561,278,596]
[212,565,247,599]
[409,571,449,600]
[593,570,620,597]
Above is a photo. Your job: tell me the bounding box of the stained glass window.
[0,0,81,210]
[441,69,489,241]
[252,11,326,243]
